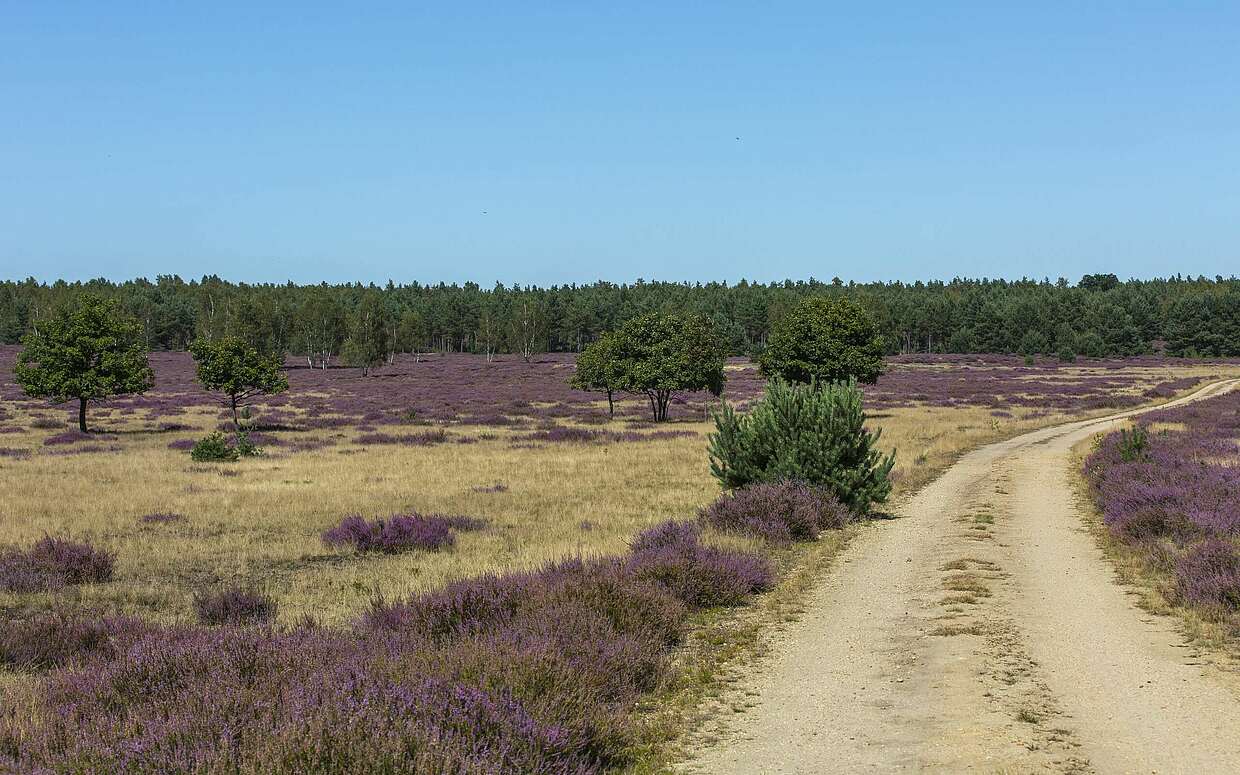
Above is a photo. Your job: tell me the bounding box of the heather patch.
[322,513,484,553]
[0,611,148,670]
[43,430,115,446]
[1175,539,1240,615]
[0,537,115,593]
[700,481,852,542]
[1084,389,1240,621]
[194,586,280,625]
[4,520,773,773]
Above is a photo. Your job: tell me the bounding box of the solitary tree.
[342,293,390,375]
[570,332,624,416]
[588,311,725,422]
[15,295,154,433]
[189,336,288,430]
[758,296,885,385]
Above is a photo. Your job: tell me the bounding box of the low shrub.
[0,611,146,670]
[0,537,115,593]
[708,379,895,513]
[190,431,239,462]
[627,521,773,608]
[322,513,460,553]
[5,517,772,772]
[700,481,851,542]
[1175,539,1240,615]
[193,586,279,626]
[234,429,262,457]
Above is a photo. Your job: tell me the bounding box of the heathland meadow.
[2,347,1239,771]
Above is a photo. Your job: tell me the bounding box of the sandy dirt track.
[684,379,1240,774]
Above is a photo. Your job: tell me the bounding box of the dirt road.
[684,379,1240,774]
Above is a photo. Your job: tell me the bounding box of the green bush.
[707,379,895,514]
[234,429,261,458]
[191,432,239,462]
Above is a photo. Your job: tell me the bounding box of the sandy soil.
[683,379,1240,774]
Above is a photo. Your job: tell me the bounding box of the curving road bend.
[684,379,1240,774]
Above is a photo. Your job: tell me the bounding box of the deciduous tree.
[758,296,884,385]
[15,294,154,433]
[189,336,288,430]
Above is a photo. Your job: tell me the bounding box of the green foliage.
[1118,425,1149,462]
[1018,330,1049,357]
[569,331,625,415]
[342,292,390,375]
[758,296,884,385]
[1078,331,1108,358]
[14,294,153,432]
[189,336,288,430]
[580,311,725,422]
[191,432,239,462]
[1165,290,1240,357]
[4,275,1240,359]
[707,379,895,514]
[234,429,262,458]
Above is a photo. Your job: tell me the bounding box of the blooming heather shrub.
[9,624,625,774]
[627,520,773,608]
[43,430,98,445]
[166,438,196,451]
[0,447,31,459]
[0,611,146,670]
[193,586,279,625]
[0,537,115,593]
[1084,390,1240,625]
[322,513,457,553]
[1175,540,1240,614]
[30,417,63,429]
[2,489,775,772]
[629,519,702,553]
[700,481,851,542]
[709,379,895,514]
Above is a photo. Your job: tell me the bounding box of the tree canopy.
[14,294,154,432]
[3,274,1239,359]
[189,336,289,429]
[758,296,885,385]
[569,331,624,415]
[576,311,725,422]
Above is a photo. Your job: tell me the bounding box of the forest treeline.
[1,273,1238,360]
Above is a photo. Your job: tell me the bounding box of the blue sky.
[2,2,1237,285]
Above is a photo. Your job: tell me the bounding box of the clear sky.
[2,2,1237,286]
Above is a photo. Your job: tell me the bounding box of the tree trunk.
[606,390,614,417]
[231,396,240,431]
[78,397,88,433]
